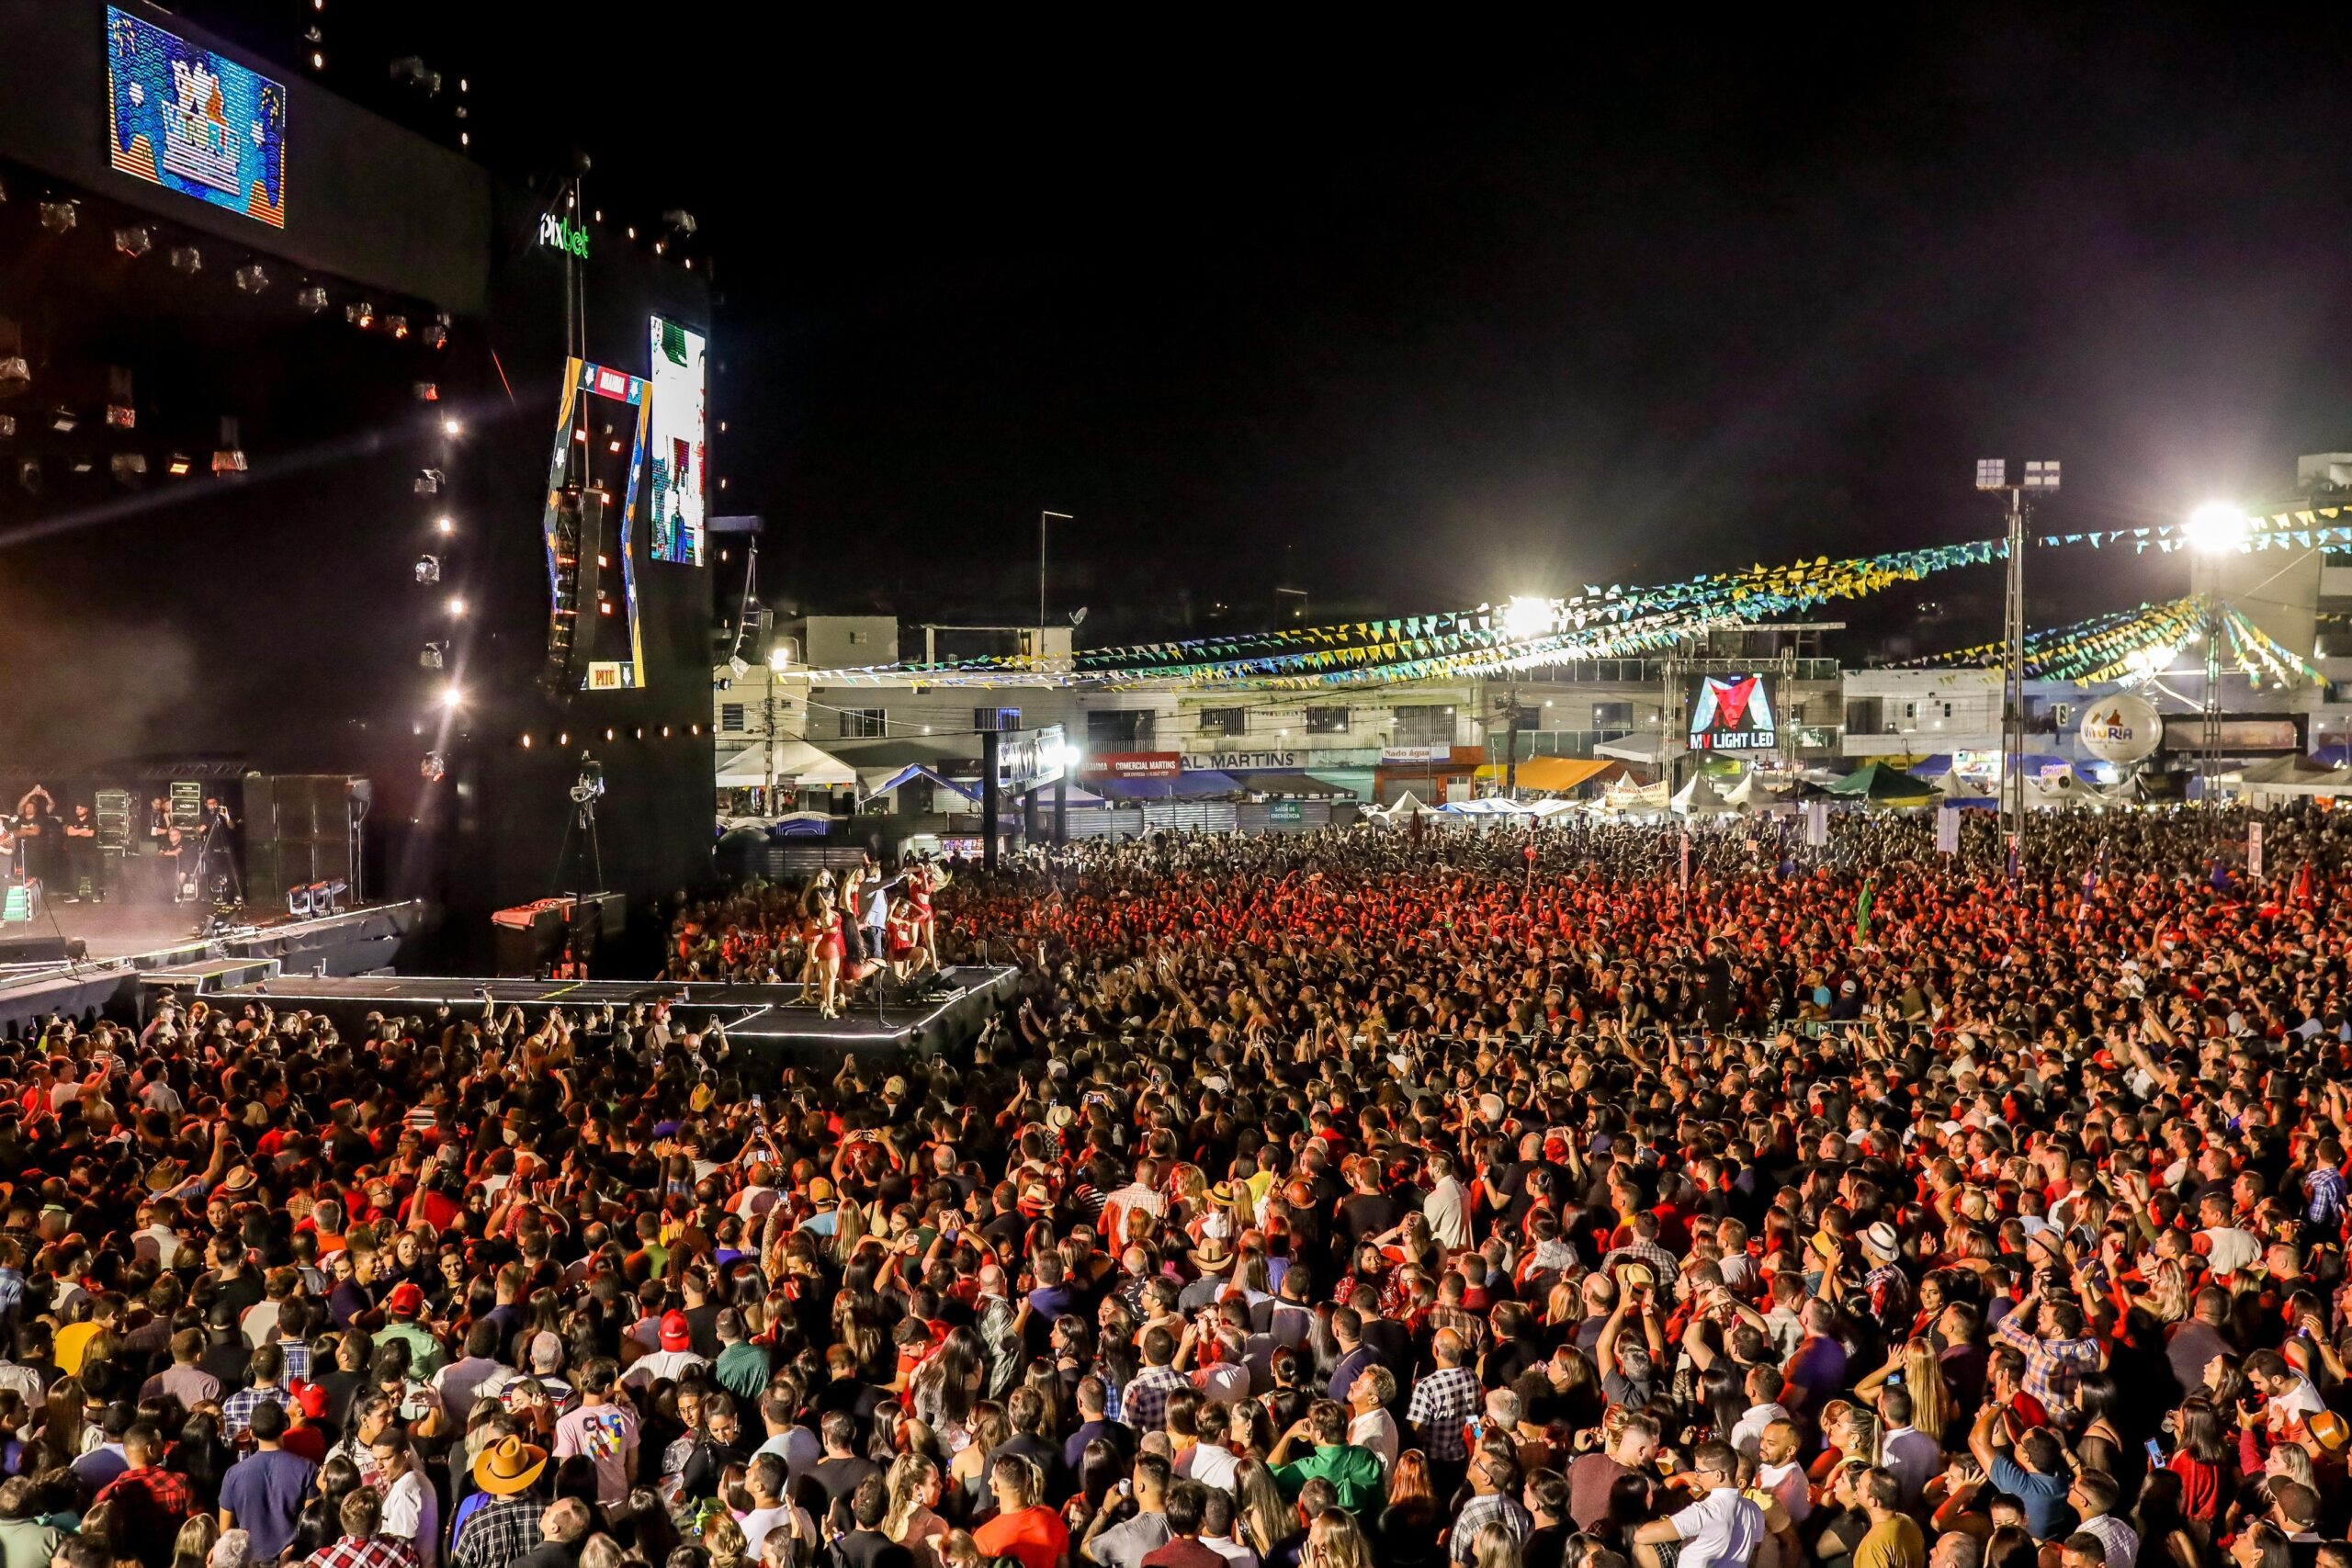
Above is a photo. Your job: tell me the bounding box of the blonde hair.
[1902,1339,1952,1442]
[884,1451,938,1540]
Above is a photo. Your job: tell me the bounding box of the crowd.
[2,802,2352,1568]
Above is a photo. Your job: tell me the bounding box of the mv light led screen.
[107,7,288,228]
[1687,673,1778,752]
[648,317,707,567]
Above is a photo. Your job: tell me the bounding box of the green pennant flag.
[1853,878,1874,944]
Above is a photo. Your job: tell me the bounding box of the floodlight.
[435,515,455,535]
[1974,458,2007,491]
[439,683,464,710]
[38,200,76,233]
[49,407,75,434]
[414,554,441,584]
[0,357,27,397]
[1501,595,1555,639]
[446,595,466,617]
[385,313,409,339]
[2023,459,2061,491]
[233,263,269,294]
[169,246,201,275]
[296,285,329,312]
[345,301,374,329]
[112,225,152,258]
[767,647,791,671]
[415,468,443,494]
[2183,500,2250,554]
[108,453,146,487]
[420,643,445,670]
[441,417,462,436]
[165,454,192,477]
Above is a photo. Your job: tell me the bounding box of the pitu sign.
[538,212,590,259]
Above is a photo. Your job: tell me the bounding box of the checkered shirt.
[1450,1493,1531,1562]
[95,1463,196,1525]
[452,1495,545,1568]
[2306,1167,2346,1227]
[1865,1262,1910,1325]
[1995,1310,2102,1418]
[1406,1365,1482,1461]
[1602,1241,1679,1283]
[312,1536,420,1568]
[278,1337,314,1382]
[1123,1364,1192,1435]
[222,1382,293,1438]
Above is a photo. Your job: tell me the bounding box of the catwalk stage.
[205,965,1021,1069]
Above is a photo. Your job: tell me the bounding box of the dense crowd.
[4,803,2352,1568]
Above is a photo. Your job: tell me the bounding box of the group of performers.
[799,856,944,1016]
[0,784,239,907]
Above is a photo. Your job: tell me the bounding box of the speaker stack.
[245,775,360,913]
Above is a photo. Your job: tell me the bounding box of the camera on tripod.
[569,757,605,807]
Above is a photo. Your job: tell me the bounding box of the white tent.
[714,739,859,789]
[1438,797,1534,816]
[1596,734,1674,765]
[1526,797,1583,818]
[1935,769,1993,802]
[1723,770,1784,810]
[1670,773,1737,817]
[2024,770,2101,809]
[2238,753,2352,807]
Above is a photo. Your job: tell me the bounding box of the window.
[1305,705,1350,734]
[720,703,745,734]
[1199,706,1246,738]
[973,706,1021,732]
[1087,709,1154,747]
[837,708,885,739]
[1392,704,1456,748]
[1845,698,1883,733]
[1592,701,1634,729]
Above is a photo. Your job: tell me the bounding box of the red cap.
[386,1281,424,1318]
[660,1309,693,1351]
[290,1380,328,1419]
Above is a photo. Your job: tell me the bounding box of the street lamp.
[1500,595,1556,640]
[2182,500,2246,804]
[1976,457,2059,873]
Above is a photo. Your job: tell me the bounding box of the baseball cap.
[659,1310,692,1352]
[385,1282,424,1318]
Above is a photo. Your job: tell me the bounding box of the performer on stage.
[62,803,98,902]
[198,794,243,903]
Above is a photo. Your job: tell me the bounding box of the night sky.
[197,6,2352,649]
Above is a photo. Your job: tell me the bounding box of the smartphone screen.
[2144,1438,2165,1464]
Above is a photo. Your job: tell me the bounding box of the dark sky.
[198,6,2352,649]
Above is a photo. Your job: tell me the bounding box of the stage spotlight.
[296,285,329,312]
[439,683,464,710]
[108,453,146,488]
[169,245,201,275]
[419,642,445,670]
[165,453,192,477]
[435,514,454,535]
[345,300,374,329]
[0,356,27,397]
[385,313,409,339]
[0,417,14,440]
[414,554,441,583]
[70,457,93,475]
[446,595,467,617]
[441,417,462,436]
[662,209,696,239]
[424,316,449,350]
[112,225,152,258]
[420,751,446,783]
[233,263,269,294]
[414,468,443,494]
[50,407,75,434]
[413,382,440,401]
[15,458,40,493]
[38,200,76,233]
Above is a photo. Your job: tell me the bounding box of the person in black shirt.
[832,1474,914,1568]
[798,1411,880,1531]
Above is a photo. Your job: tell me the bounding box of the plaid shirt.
[1996,1308,2102,1418]
[1406,1366,1481,1461]
[2306,1167,2346,1227]
[313,1536,420,1568]
[1123,1365,1191,1435]
[95,1464,195,1536]
[0,1267,23,1325]
[1602,1241,1679,1284]
[278,1337,314,1382]
[223,1382,293,1438]
[1450,1493,1531,1562]
[1865,1262,1910,1325]
[1427,1305,1489,1362]
[452,1495,543,1568]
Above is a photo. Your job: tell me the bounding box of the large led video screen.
[106,6,288,228]
[1687,672,1778,752]
[648,317,707,566]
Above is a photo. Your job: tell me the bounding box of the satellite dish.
[1069,606,1089,627]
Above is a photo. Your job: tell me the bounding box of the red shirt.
[972,1506,1069,1568]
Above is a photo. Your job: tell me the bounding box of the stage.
[205,964,1021,1068]
[0,899,421,1036]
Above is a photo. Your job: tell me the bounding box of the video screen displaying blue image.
[107,6,288,228]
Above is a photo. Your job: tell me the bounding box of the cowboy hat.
[471,1434,548,1496]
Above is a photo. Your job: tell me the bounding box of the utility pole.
[1976,458,2059,875]
[1039,510,1072,637]
[1502,682,1522,798]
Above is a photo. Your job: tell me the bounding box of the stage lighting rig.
[420,642,446,670]
[414,468,443,495]
[169,246,201,275]
[233,263,269,294]
[113,225,152,258]
[38,199,76,233]
[414,554,441,583]
[345,300,374,329]
[296,285,329,312]
[108,453,146,488]
[16,458,40,493]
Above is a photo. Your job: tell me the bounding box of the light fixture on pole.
[2185,501,2248,805]
[1976,457,2059,874]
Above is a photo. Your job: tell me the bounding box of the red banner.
[1082,750,1182,779]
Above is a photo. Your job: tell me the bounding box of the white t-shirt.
[2203,1225,2262,1277]
[1670,1485,1766,1568]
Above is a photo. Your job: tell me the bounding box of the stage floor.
[7,899,254,962]
[209,964,1021,1062]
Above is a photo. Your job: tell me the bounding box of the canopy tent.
[1471,756,1621,794]
[1826,761,1937,807]
[1595,735,1673,765]
[2236,752,2352,806]
[1526,797,1583,818]
[1375,791,1434,819]
[863,763,982,804]
[1723,770,1785,809]
[715,740,858,789]
[1093,770,1241,801]
[1227,771,1351,797]
[2024,771,2105,809]
[1670,773,1738,817]
[1437,796,1536,816]
[1935,769,1996,807]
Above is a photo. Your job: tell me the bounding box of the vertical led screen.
[647,316,707,566]
[106,6,288,228]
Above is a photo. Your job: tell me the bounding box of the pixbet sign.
[538,212,590,259]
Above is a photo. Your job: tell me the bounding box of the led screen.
[648,317,707,566]
[1687,673,1778,752]
[107,7,287,228]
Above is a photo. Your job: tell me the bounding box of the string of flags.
[1901,595,2326,687]
[2035,508,2352,553]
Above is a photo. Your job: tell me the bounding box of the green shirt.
[378,1319,447,1380]
[1271,1443,1385,1513]
[713,1340,771,1402]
